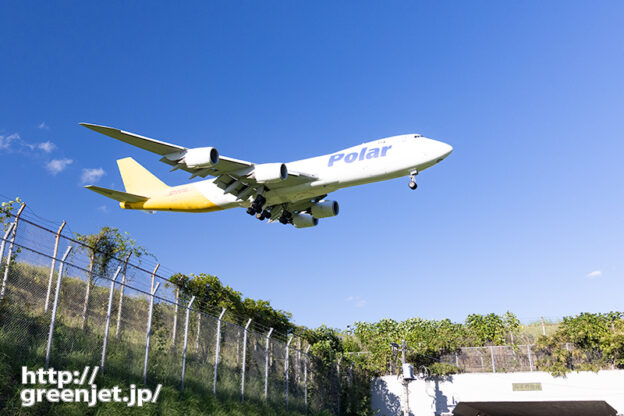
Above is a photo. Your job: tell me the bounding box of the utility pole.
[391,340,411,416]
[401,340,410,416]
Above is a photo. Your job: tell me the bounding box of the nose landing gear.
[408,170,418,190]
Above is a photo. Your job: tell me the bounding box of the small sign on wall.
[512,382,543,391]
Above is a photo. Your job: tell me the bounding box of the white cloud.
[0,133,20,150]
[97,205,108,213]
[37,141,56,153]
[38,122,50,130]
[81,168,105,184]
[346,295,367,308]
[0,133,56,154]
[585,270,602,279]
[46,158,73,175]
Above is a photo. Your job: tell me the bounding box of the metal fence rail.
[0,208,341,414]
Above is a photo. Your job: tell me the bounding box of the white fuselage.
[191,134,453,210]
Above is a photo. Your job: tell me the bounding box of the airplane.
[81,123,453,228]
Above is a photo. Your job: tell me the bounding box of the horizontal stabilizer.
[85,185,148,203]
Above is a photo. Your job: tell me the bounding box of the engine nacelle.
[181,147,219,169]
[250,163,288,183]
[311,200,339,218]
[292,213,318,228]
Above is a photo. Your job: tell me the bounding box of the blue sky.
[1,1,623,329]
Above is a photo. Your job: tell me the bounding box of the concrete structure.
[371,370,624,416]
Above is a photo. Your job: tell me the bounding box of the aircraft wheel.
[256,212,264,220]
[262,210,271,219]
[279,217,288,224]
[408,181,418,190]
[246,207,255,215]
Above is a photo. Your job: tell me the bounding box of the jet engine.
[311,200,339,218]
[181,147,220,168]
[250,163,288,183]
[292,213,318,228]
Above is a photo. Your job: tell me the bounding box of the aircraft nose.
[432,140,453,160]
[440,142,453,158]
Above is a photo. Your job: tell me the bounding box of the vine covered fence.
[438,344,616,374]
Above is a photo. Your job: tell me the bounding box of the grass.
[515,320,561,344]
[0,260,332,415]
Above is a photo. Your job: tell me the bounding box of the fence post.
[171,286,180,348]
[143,281,161,384]
[44,221,66,312]
[565,342,574,370]
[541,316,546,336]
[285,335,293,409]
[296,338,301,383]
[213,307,226,397]
[349,362,353,387]
[0,222,16,292]
[337,356,342,415]
[264,328,274,401]
[304,344,311,408]
[149,264,159,292]
[0,203,25,301]
[490,346,496,373]
[45,246,72,369]
[241,318,252,402]
[527,344,534,371]
[195,314,202,352]
[455,351,460,368]
[180,296,196,392]
[115,253,131,339]
[101,267,121,369]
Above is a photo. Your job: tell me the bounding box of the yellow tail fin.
[116,157,169,196]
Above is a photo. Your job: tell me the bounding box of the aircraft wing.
[81,123,252,174]
[81,123,316,193]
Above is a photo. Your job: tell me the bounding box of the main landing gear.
[246,195,273,221]
[256,210,271,221]
[278,211,292,224]
[408,170,418,190]
[247,195,267,216]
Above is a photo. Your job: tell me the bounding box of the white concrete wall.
[371,370,624,416]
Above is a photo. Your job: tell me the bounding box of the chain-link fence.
[439,344,617,374]
[0,208,342,414]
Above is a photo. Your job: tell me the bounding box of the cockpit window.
[413,134,422,139]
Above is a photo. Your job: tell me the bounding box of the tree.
[0,197,22,231]
[302,325,344,365]
[0,197,24,269]
[240,297,295,335]
[169,272,244,350]
[536,312,624,376]
[170,272,296,335]
[170,272,242,311]
[465,313,507,345]
[75,226,152,330]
